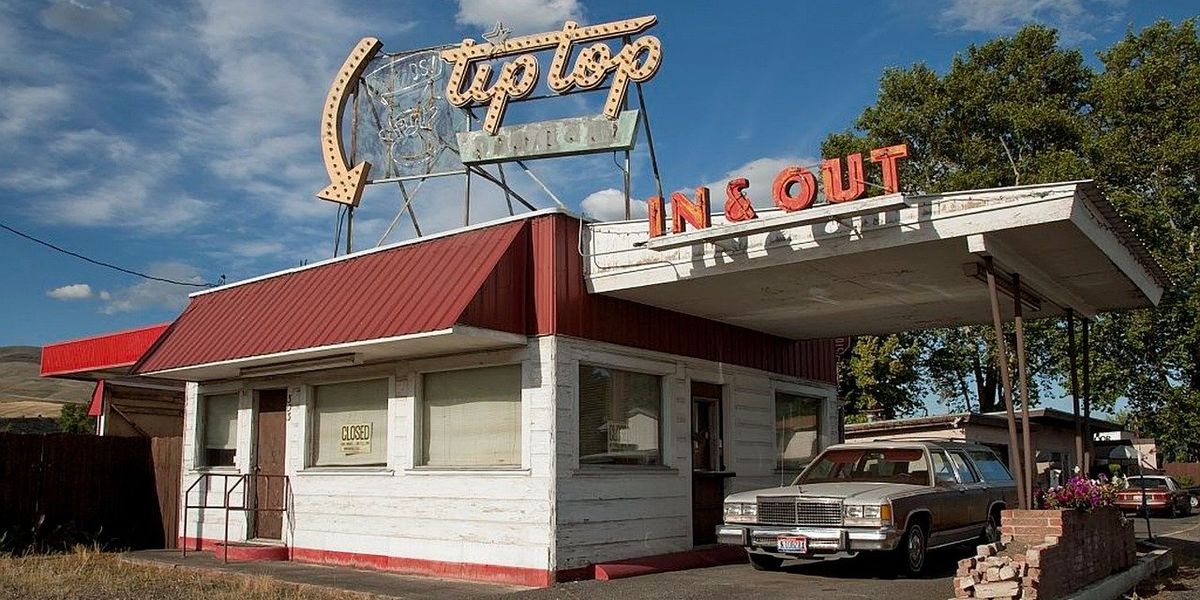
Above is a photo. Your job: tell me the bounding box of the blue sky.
[1,0,1195,362]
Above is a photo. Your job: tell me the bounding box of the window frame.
[414,362,525,470]
[772,389,826,475]
[305,374,394,470]
[575,360,668,470]
[196,389,241,471]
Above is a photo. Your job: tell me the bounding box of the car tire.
[895,522,927,577]
[980,512,1001,544]
[1190,495,1199,511]
[748,552,784,571]
[1169,502,1179,519]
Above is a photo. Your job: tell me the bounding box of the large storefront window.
[578,364,662,466]
[311,378,389,467]
[202,393,239,467]
[776,391,822,475]
[421,365,522,468]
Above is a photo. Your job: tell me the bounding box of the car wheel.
[1169,501,1179,519]
[748,552,784,571]
[1190,495,1199,511]
[895,522,927,576]
[980,513,1000,544]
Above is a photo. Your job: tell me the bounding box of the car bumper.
[716,523,902,555]
[1116,499,1166,510]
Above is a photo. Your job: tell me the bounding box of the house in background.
[40,325,184,437]
[845,408,1126,489]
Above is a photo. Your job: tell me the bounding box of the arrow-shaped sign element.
[317,37,383,207]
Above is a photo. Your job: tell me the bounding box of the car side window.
[950,452,980,483]
[930,451,957,485]
[969,450,1014,482]
[1167,478,1178,491]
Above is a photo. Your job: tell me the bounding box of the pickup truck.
[717,440,1018,575]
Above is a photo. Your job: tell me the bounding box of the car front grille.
[757,497,843,527]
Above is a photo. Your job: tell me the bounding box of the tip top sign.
[648,144,909,238]
[440,16,663,135]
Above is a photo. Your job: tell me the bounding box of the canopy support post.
[1068,309,1083,476]
[985,257,1027,509]
[1014,273,1034,507]
[1082,318,1093,473]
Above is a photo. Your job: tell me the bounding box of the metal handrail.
[180,472,291,563]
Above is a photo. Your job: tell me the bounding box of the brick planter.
[953,508,1135,600]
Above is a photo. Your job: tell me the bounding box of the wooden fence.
[0,433,181,551]
[1165,462,1200,484]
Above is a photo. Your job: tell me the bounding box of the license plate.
[777,536,807,553]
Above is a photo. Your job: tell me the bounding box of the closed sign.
[339,423,372,455]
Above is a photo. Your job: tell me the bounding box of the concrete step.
[209,541,289,562]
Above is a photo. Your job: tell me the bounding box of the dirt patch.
[0,547,362,600]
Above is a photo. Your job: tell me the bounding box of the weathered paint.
[457,111,640,164]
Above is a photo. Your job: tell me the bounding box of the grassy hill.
[0,346,92,419]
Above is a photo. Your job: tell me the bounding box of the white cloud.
[580,188,646,221]
[46,283,93,300]
[700,156,820,209]
[99,262,205,314]
[938,0,1124,42]
[0,84,70,137]
[456,0,582,34]
[227,240,285,259]
[40,0,132,39]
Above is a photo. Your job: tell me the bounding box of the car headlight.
[724,502,757,523]
[843,503,891,526]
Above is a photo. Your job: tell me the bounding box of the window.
[311,378,389,467]
[969,450,1014,482]
[578,364,662,466]
[776,392,822,474]
[201,393,238,467]
[949,452,979,483]
[799,448,931,485]
[422,365,522,468]
[930,451,957,485]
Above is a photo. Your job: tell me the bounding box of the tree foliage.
[57,402,94,434]
[830,20,1200,460]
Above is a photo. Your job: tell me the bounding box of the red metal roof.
[135,221,525,374]
[41,323,170,378]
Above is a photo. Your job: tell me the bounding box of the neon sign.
[648,144,909,237]
[441,16,663,135]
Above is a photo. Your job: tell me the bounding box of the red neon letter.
[870,143,909,194]
[724,178,758,222]
[647,196,666,238]
[772,167,817,211]
[820,153,866,203]
[671,187,712,233]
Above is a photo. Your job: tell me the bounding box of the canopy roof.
[41,323,170,381]
[584,181,1166,339]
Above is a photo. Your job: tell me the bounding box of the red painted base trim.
[178,537,551,588]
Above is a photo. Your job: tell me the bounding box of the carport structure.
[582,180,1168,508]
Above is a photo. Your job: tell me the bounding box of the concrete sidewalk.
[123,550,527,599]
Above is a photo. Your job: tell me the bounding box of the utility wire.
[0,222,214,287]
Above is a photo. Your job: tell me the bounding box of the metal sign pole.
[1082,318,1092,472]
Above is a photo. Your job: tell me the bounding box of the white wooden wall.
[550,335,837,570]
[179,334,837,575]
[180,343,557,572]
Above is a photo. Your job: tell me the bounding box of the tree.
[839,334,926,422]
[827,25,1093,415]
[57,402,94,434]
[1087,19,1200,461]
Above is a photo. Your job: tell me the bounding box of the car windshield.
[1127,478,1168,489]
[796,448,931,485]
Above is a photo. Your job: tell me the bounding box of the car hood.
[725,482,929,504]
